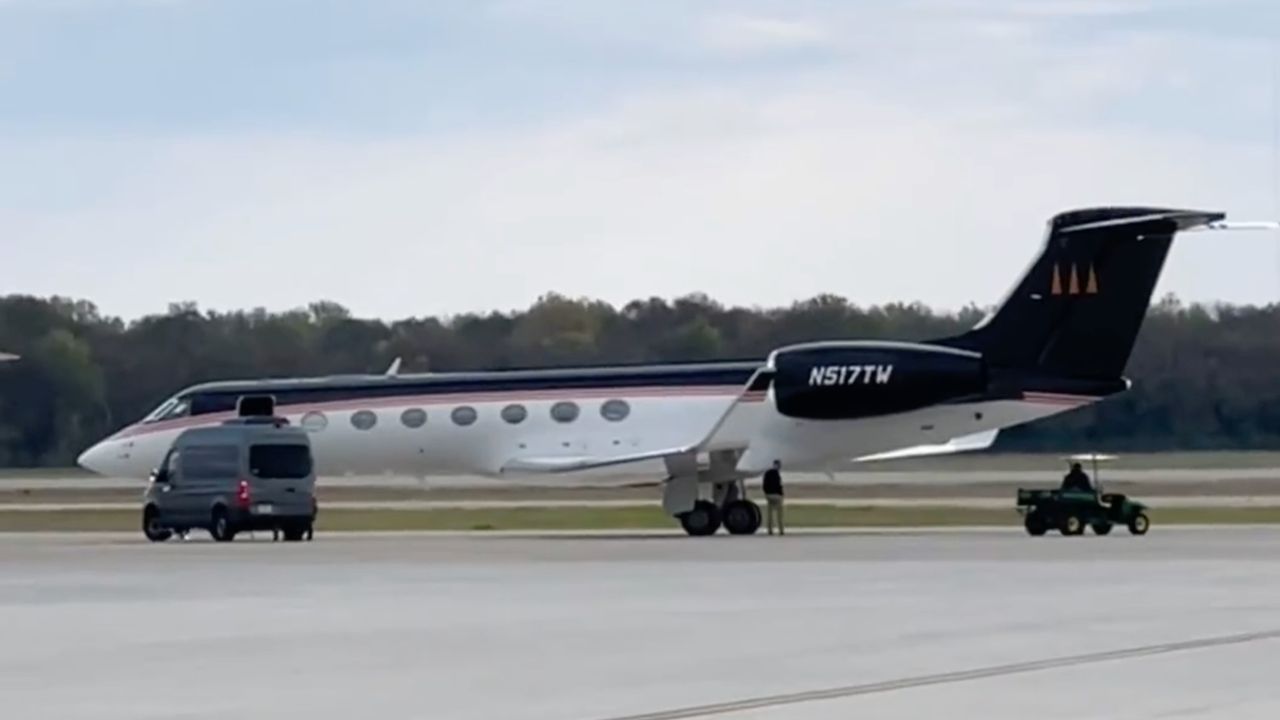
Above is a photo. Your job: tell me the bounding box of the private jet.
[76,206,1274,535]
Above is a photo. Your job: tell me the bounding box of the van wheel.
[282,525,306,542]
[210,508,236,542]
[143,507,172,543]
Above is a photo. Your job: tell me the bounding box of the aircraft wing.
[852,429,999,463]
[501,447,695,474]
[498,367,771,475]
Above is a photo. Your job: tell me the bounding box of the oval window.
[301,411,328,432]
[550,401,580,423]
[501,404,528,424]
[600,399,630,422]
[451,406,478,427]
[350,410,378,431]
[400,408,427,429]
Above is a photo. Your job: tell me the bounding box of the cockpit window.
[142,398,191,424]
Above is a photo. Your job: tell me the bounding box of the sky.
[2,0,1280,321]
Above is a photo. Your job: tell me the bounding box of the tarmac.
[7,466,1280,490]
[3,528,1280,719]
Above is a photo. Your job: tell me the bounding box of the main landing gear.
[671,480,762,537]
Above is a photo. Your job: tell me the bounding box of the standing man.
[763,459,785,535]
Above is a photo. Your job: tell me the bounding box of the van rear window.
[249,444,312,479]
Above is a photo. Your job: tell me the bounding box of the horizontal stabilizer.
[853,429,999,463]
[1184,220,1280,232]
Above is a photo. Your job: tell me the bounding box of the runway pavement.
[8,466,1280,490]
[2,529,1279,719]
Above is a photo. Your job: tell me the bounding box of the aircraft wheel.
[723,500,761,535]
[679,500,722,537]
[1127,513,1150,536]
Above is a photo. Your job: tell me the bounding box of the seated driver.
[1061,462,1093,493]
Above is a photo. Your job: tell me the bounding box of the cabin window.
[451,406,478,426]
[600,399,630,422]
[301,412,328,432]
[501,404,527,424]
[550,401,580,423]
[350,410,378,431]
[400,408,427,429]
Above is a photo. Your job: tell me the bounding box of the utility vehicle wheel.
[1060,515,1085,536]
[1127,513,1150,536]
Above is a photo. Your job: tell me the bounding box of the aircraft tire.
[723,500,761,535]
[679,500,722,537]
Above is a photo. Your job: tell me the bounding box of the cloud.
[3,80,1275,322]
[699,14,831,55]
[2,0,1277,321]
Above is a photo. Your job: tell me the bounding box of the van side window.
[181,445,240,480]
[249,444,312,479]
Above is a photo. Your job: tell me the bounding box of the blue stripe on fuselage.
[173,360,765,418]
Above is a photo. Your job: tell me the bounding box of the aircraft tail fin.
[940,207,1233,379]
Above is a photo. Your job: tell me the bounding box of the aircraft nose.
[77,442,110,476]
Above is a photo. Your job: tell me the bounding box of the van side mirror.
[151,468,169,484]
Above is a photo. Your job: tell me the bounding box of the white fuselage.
[77,380,1091,485]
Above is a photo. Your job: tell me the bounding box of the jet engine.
[768,341,987,420]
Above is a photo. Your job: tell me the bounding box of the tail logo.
[1051,263,1099,296]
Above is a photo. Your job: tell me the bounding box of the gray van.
[142,415,317,543]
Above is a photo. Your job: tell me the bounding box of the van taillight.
[236,480,251,508]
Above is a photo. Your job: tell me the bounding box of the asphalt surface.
[8,466,1280,490]
[3,529,1279,719]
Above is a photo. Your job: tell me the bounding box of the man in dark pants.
[763,460,785,535]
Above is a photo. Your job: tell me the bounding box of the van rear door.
[246,443,314,515]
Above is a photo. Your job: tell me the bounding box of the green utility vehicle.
[1015,454,1150,537]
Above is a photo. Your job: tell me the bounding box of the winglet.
[384,357,402,376]
[0,352,18,362]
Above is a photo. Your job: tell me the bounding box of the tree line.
[1,292,1278,467]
